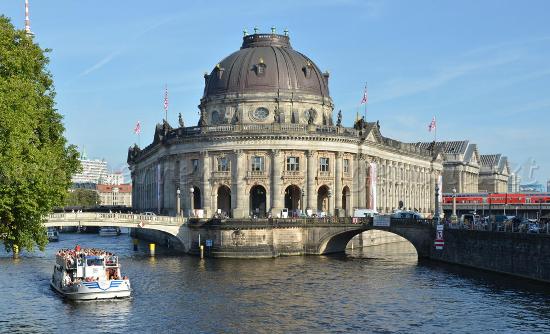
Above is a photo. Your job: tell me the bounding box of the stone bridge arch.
[45,213,189,252]
[315,224,433,258]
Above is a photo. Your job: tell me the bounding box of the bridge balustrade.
[47,212,186,226]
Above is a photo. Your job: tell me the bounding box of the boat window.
[86,258,104,266]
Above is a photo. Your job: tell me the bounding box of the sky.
[2,0,550,185]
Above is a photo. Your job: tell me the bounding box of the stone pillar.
[157,161,163,214]
[334,152,343,216]
[358,154,367,209]
[306,150,316,211]
[271,149,283,216]
[232,150,246,218]
[201,152,211,217]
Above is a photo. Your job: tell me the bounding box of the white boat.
[51,248,131,300]
[99,226,121,236]
[47,227,59,242]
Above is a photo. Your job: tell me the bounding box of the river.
[1,232,549,333]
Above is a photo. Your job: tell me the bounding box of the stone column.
[271,149,283,216]
[306,150,316,211]
[334,152,343,216]
[358,154,367,209]
[201,151,211,217]
[232,150,246,218]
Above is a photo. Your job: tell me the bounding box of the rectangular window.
[343,159,350,173]
[217,157,230,172]
[320,157,329,172]
[286,156,300,171]
[251,156,264,171]
[191,159,199,172]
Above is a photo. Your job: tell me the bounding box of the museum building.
[127,31,444,218]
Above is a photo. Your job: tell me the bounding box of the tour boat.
[99,226,121,236]
[50,248,131,300]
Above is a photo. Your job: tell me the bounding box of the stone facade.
[478,154,510,193]
[128,33,443,218]
[96,184,132,207]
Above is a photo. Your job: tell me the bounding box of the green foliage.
[65,189,100,208]
[0,16,80,253]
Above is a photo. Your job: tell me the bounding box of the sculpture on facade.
[354,116,366,130]
[273,107,281,123]
[198,111,207,127]
[336,110,342,127]
[178,112,185,128]
[308,111,314,125]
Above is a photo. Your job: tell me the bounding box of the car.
[527,223,541,234]
[143,212,157,216]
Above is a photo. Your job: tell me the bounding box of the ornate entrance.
[249,185,267,218]
[317,185,330,214]
[284,185,301,214]
[192,186,202,209]
[217,185,231,217]
[342,186,351,217]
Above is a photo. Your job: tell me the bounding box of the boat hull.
[50,280,131,300]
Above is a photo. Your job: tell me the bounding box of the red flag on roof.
[428,117,436,132]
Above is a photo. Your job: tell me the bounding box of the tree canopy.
[65,189,100,208]
[0,16,80,253]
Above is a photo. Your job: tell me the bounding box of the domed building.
[128,31,443,219]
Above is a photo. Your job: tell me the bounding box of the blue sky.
[3,0,550,184]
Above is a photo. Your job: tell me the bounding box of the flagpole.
[364,82,368,121]
[164,84,168,123]
[434,116,437,142]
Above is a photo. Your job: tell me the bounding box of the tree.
[65,189,100,208]
[0,16,80,253]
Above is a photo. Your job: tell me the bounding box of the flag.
[428,117,436,132]
[163,85,169,112]
[134,121,141,135]
[360,84,368,104]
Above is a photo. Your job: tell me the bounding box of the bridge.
[45,212,186,237]
[46,213,432,257]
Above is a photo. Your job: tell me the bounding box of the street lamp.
[189,187,195,217]
[328,189,333,216]
[434,181,441,224]
[451,187,458,223]
[176,187,181,217]
[301,189,305,214]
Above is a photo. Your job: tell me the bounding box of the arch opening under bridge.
[316,224,433,258]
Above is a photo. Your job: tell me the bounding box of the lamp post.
[434,181,441,225]
[451,187,458,223]
[301,189,305,215]
[176,187,181,217]
[189,187,194,217]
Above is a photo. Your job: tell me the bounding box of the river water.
[1,232,549,334]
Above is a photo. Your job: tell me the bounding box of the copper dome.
[202,33,330,100]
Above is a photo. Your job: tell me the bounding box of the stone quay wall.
[430,229,550,283]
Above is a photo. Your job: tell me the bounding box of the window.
[319,157,329,172]
[251,156,264,171]
[217,157,230,172]
[191,159,199,172]
[343,159,350,173]
[286,157,300,171]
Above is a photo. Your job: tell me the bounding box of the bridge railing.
[188,217,435,228]
[47,212,186,225]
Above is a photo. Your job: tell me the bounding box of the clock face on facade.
[253,107,269,121]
